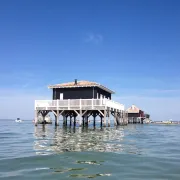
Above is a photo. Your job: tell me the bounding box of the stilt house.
[34,79,128,127]
[127,105,145,123]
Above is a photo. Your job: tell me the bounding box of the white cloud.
[84,33,103,44]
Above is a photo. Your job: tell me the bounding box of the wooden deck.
[34,99,128,127]
[35,99,124,111]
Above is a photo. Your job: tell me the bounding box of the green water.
[0,120,180,179]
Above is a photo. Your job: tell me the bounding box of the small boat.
[15,118,22,122]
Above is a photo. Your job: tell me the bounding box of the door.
[60,93,64,100]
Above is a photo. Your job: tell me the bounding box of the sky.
[0,0,180,120]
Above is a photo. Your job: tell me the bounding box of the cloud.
[84,33,103,44]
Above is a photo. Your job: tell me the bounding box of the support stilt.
[63,115,66,125]
[55,110,59,126]
[122,111,125,125]
[34,110,38,126]
[103,109,106,127]
[84,113,88,126]
[70,116,72,126]
[100,116,103,127]
[115,111,119,125]
[120,110,123,125]
[114,111,117,126]
[79,110,82,127]
[126,112,128,124]
[86,115,89,126]
[65,116,68,126]
[74,116,76,126]
[126,111,128,125]
[108,109,110,127]
[93,115,96,127]
[82,116,85,126]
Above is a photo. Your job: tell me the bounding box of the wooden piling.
[114,111,117,126]
[79,110,82,127]
[74,116,76,126]
[121,110,124,125]
[103,110,107,127]
[93,115,96,127]
[55,110,59,126]
[108,109,110,127]
[82,116,85,126]
[70,116,72,126]
[63,114,66,125]
[34,110,38,126]
[117,112,120,125]
[65,115,68,126]
[100,115,103,127]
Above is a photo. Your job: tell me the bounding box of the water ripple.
[1,120,180,179]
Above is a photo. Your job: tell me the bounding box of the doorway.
[60,93,64,100]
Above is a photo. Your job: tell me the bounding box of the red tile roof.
[127,105,140,113]
[48,80,115,94]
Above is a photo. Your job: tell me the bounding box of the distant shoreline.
[147,121,180,125]
[1,119,180,125]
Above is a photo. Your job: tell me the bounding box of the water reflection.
[33,125,142,155]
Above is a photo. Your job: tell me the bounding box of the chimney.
[74,79,77,85]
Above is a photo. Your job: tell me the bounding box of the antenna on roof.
[74,79,77,85]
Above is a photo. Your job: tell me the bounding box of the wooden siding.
[53,87,111,100]
[96,87,111,99]
[128,110,144,118]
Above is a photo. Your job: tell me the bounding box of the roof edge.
[48,84,115,94]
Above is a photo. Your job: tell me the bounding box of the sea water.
[0,120,180,179]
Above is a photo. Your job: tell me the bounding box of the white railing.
[35,99,125,110]
[105,99,125,110]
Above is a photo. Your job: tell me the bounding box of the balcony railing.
[35,98,124,111]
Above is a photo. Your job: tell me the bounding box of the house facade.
[49,79,114,100]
